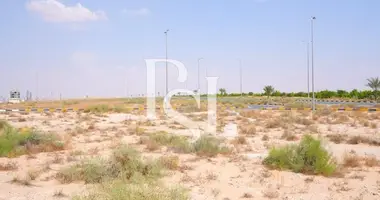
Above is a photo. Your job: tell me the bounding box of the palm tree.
[263,85,275,98]
[366,77,380,101]
[219,88,227,96]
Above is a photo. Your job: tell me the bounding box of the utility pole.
[36,72,39,101]
[311,16,316,111]
[239,59,243,96]
[197,58,203,94]
[164,29,169,95]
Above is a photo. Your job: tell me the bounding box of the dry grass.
[10,176,32,186]
[281,129,297,141]
[343,153,361,168]
[265,119,285,129]
[343,153,380,168]
[370,122,378,129]
[239,124,256,135]
[53,189,67,198]
[326,134,347,144]
[363,156,380,167]
[231,136,248,145]
[262,188,279,199]
[0,161,18,171]
[347,135,380,146]
[159,155,180,170]
[262,135,269,141]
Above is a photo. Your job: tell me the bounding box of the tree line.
[217,77,380,101]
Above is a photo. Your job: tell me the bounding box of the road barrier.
[0,104,379,113]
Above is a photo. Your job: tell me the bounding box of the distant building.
[9,90,21,103]
[26,90,33,101]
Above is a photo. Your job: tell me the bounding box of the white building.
[9,90,21,104]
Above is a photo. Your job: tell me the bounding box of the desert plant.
[193,136,230,157]
[56,145,163,184]
[263,135,337,176]
[0,123,65,157]
[263,85,275,99]
[73,180,188,200]
[366,77,380,101]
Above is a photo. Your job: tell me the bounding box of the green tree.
[263,85,275,98]
[366,77,380,101]
[349,89,359,99]
[219,88,227,96]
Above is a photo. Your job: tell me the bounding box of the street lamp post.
[302,41,310,99]
[239,59,243,96]
[164,29,169,95]
[311,16,316,111]
[197,58,203,94]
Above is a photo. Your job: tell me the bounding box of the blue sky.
[0,0,379,99]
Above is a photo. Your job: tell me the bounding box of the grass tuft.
[263,135,337,176]
[0,121,65,157]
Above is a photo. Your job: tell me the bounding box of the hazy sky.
[0,0,379,99]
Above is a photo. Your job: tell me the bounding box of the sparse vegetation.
[193,135,231,157]
[240,124,256,135]
[263,135,337,176]
[56,145,163,184]
[0,121,66,157]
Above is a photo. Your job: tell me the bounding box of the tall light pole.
[36,72,39,101]
[125,70,129,98]
[302,41,310,99]
[197,58,203,93]
[239,59,243,96]
[164,29,169,95]
[311,16,316,111]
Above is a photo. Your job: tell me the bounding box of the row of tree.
[217,77,380,101]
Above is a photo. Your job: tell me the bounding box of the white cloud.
[122,8,150,16]
[26,0,107,23]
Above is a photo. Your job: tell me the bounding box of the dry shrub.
[307,124,319,133]
[240,124,256,135]
[364,156,380,167]
[295,117,314,126]
[343,153,380,168]
[346,135,380,146]
[28,169,43,180]
[332,113,350,124]
[370,122,378,129]
[193,136,231,157]
[11,176,32,186]
[343,153,361,168]
[231,136,248,145]
[129,125,146,135]
[159,155,180,170]
[240,110,261,118]
[262,135,269,141]
[53,190,67,198]
[281,129,297,141]
[362,120,370,127]
[0,161,17,171]
[326,134,347,144]
[265,118,284,129]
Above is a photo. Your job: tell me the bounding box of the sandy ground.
[1,109,380,200]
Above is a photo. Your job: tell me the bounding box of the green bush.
[73,180,189,200]
[193,135,231,157]
[263,135,337,176]
[148,132,193,153]
[56,146,163,184]
[84,104,110,113]
[0,121,64,157]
